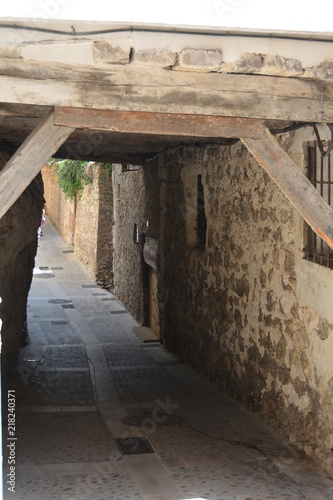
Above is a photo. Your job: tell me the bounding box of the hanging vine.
[105,162,113,182]
[49,159,93,201]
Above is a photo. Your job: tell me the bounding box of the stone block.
[220,53,304,77]
[304,60,333,79]
[178,48,223,71]
[0,45,21,59]
[94,41,131,64]
[133,48,176,66]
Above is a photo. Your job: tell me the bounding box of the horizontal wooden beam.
[54,107,264,139]
[0,112,74,219]
[1,59,333,122]
[241,127,333,250]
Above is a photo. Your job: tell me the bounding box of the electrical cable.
[311,122,333,157]
[269,122,310,135]
[1,23,333,43]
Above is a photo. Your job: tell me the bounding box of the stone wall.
[113,162,162,326]
[162,138,333,474]
[75,166,100,279]
[42,165,74,244]
[0,152,44,375]
[42,163,114,288]
[96,167,114,288]
[113,130,333,475]
[112,165,146,322]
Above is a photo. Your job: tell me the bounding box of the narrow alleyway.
[2,219,333,500]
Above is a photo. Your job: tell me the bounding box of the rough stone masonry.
[113,126,333,476]
[0,152,44,375]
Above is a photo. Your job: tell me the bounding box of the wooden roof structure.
[1,18,333,247]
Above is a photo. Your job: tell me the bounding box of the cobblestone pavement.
[2,218,333,499]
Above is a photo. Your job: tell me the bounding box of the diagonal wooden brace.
[0,111,74,220]
[241,126,333,250]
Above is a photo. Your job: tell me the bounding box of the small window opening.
[303,142,333,269]
[197,175,207,247]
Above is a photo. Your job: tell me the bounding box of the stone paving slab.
[103,343,159,367]
[170,461,309,499]
[39,320,85,345]
[38,345,89,368]
[11,467,142,500]
[112,367,196,404]
[28,281,55,297]
[2,218,333,500]
[8,371,95,407]
[71,296,125,318]
[14,412,117,465]
[88,321,138,343]
[28,303,70,320]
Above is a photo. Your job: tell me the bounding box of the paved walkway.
[2,218,333,500]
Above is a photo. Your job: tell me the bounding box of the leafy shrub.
[50,159,93,201]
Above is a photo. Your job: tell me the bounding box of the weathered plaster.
[296,260,333,323]
[2,21,333,79]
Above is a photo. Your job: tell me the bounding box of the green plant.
[50,159,92,202]
[105,163,113,182]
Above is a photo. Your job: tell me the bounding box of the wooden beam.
[241,127,333,250]
[0,112,74,220]
[54,107,264,139]
[1,59,333,122]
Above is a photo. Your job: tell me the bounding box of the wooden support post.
[0,111,74,220]
[241,126,333,250]
[54,107,264,139]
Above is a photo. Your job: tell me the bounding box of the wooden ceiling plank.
[0,111,74,220]
[0,57,327,99]
[241,127,333,250]
[54,108,264,139]
[1,73,333,122]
